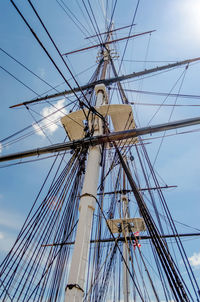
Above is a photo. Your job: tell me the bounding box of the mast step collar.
[80,193,98,202]
[94,83,107,95]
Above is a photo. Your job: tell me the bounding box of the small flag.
[133,241,141,251]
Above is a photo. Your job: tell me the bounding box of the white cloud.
[189,252,200,268]
[0,232,4,239]
[33,99,67,136]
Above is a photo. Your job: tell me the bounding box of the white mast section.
[64,84,107,302]
[122,164,130,302]
[122,194,130,302]
[65,29,111,302]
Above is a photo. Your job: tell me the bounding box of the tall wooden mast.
[64,85,106,302]
[64,32,111,302]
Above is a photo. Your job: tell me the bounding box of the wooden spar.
[85,24,136,39]
[10,55,200,108]
[97,186,177,195]
[62,30,155,56]
[1,115,200,162]
[41,232,200,247]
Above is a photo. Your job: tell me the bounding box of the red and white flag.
[133,241,141,250]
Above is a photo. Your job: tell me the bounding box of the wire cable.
[0,47,60,93]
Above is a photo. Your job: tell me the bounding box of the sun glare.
[179,0,200,36]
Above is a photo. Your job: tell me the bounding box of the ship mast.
[122,168,130,302]
[64,31,111,302]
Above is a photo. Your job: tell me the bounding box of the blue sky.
[0,0,200,295]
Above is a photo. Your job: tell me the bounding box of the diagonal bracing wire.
[0,47,60,93]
